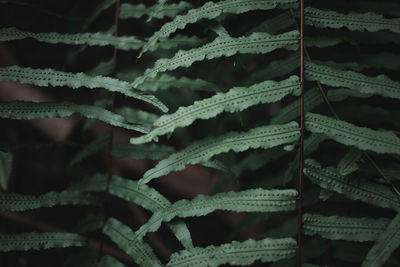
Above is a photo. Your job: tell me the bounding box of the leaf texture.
[303,213,389,242]
[305,7,400,34]
[0,232,87,251]
[132,76,300,144]
[362,213,400,267]
[305,112,400,156]
[140,0,298,55]
[0,66,167,112]
[103,218,162,267]
[133,30,299,87]
[119,2,193,20]
[167,237,297,266]
[135,188,297,238]
[0,190,98,211]
[138,122,300,184]
[0,101,151,133]
[304,159,400,211]
[305,61,400,100]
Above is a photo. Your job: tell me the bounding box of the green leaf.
[0,190,99,211]
[303,213,389,242]
[362,212,400,267]
[138,122,300,184]
[135,188,297,238]
[70,133,110,166]
[0,27,145,50]
[0,232,87,251]
[0,151,13,191]
[305,112,400,156]
[167,237,297,266]
[0,101,151,133]
[114,106,157,126]
[304,159,400,211]
[132,76,300,144]
[133,31,299,87]
[103,218,162,267]
[87,59,113,76]
[305,61,400,100]
[337,148,363,176]
[119,2,193,20]
[111,143,175,160]
[305,7,400,34]
[0,65,168,112]
[140,0,298,56]
[82,0,115,30]
[250,10,294,35]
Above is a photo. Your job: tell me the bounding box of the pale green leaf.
[133,31,299,87]
[306,112,400,155]
[132,76,300,144]
[135,188,297,238]
[303,213,389,242]
[114,106,157,126]
[0,232,87,251]
[140,0,298,56]
[167,237,297,266]
[304,159,400,211]
[362,212,400,267]
[0,101,151,133]
[305,7,400,33]
[0,65,168,112]
[138,122,300,184]
[305,61,400,99]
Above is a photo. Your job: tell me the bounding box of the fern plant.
[0,0,399,266]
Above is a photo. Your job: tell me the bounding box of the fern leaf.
[138,122,300,184]
[82,0,115,30]
[0,190,98,211]
[305,7,400,34]
[303,213,389,242]
[0,27,145,50]
[0,101,151,133]
[0,65,167,112]
[133,30,299,87]
[87,59,113,76]
[70,133,110,166]
[114,106,157,126]
[111,143,175,160]
[140,0,298,56]
[119,2,193,20]
[136,188,297,238]
[304,159,400,211]
[305,61,400,99]
[132,76,300,144]
[305,112,400,156]
[251,10,294,35]
[362,212,400,267]
[0,151,13,191]
[167,237,297,266]
[103,218,162,267]
[337,148,363,176]
[0,232,87,251]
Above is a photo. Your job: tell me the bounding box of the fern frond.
[305,7,400,34]
[0,66,168,112]
[140,0,298,56]
[251,10,294,34]
[0,101,151,133]
[111,143,175,160]
[103,218,162,267]
[305,61,400,99]
[337,148,363,176]
[303,213,389,242]
[132,76,300,144]
[87,59,113,76]
[133,30,299,87]
[0,232,87,251]
[0,190,98,211]
[82,0,115,30]
[136,188,297,238]
[137,122,300,184]
[362,212,400,267]
[167,237,297,266]
[304,159,400,211]
[114,106,157,126]
[305,112,400,155]
[119,2,193,20]
[0,27,144,50]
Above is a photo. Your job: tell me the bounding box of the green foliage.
[1,0,399,266]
